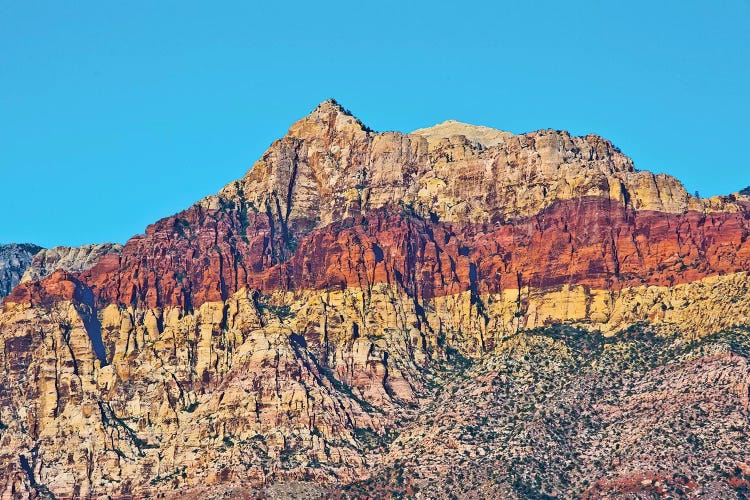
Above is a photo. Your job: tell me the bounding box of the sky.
[1,1,749,247]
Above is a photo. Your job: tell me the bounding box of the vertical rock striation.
[1,100,750,497]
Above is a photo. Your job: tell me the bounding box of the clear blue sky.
[1,1,749,247]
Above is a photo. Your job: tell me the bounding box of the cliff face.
[2,100,750,498]
[0,244,42,299]
[0,243,123,302]
[19,243,122,284]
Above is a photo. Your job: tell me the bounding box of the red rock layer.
[272,196,750,298]
[6,197,750,309]
[7,270,94,307]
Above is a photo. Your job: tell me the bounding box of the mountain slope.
[333,327,750,499]
[1,100,749,498]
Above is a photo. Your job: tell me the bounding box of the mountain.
[0,243,42,298]
[1,100,749,498]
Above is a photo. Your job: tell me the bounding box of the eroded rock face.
[217,100,721,233]
[20,243,122,284]
[0,243,42,299]
[1,100,750,498]
[0,243,123,303]
[14,199,748,316]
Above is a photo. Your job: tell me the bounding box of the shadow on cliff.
[75,284,108,366]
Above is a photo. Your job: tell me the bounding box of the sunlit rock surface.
[2,100,750,498]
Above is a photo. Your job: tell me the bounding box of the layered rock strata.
[1,100,749,498]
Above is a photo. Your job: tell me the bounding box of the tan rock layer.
[221,99,739,231]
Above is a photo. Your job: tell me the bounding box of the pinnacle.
[285,98,371,138]
[307,98,360,122]
[314,98,348,114]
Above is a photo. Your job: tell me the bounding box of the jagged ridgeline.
[1,100,750,498]
[0,244,122,301]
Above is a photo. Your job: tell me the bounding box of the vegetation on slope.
[332,325,750,499]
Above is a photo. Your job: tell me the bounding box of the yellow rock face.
[2,269,748,496]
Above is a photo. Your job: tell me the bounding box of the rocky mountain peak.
[213,100,719,237]
[313,97,350,115]
[285,98,371,142]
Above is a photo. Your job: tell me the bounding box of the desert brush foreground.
[1,100,750,498]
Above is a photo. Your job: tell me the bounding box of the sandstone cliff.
[1,100,749,498]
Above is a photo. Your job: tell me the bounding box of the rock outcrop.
[1,243,122,302]
[411,119,514,148]
[0,243,42,299]
[20,243,122,283]
[1,100,749,498]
